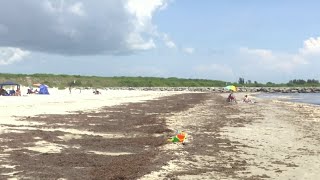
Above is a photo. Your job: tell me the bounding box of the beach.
[0,90,320,179]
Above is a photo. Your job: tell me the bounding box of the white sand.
[0,88,184,126]
[0,88,184,158]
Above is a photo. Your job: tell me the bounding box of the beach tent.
[38,84,49,95]
[0,81,21,96]
[0,81,20,89]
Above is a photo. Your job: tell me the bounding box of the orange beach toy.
[168,131,187,143]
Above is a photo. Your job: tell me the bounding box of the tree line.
[0,73,227,89]
[1,73,319,88]
[238,77,320,87]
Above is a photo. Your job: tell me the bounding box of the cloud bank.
[240,36,320,73]
[0,0,169,56]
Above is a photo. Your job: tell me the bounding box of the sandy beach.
[0,90,320,179]
[141,93,320,180]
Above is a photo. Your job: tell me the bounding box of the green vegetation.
[0,73,227,88]
[236,77,320,87]
[1,73,320,88]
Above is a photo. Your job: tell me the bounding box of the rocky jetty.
[104,87,320,93]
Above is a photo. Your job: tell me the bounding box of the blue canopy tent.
[0,81,20,96]
[0,81,20,88]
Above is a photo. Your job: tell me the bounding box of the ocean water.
[256,93,320,106]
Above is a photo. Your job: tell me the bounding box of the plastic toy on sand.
[168,131,187,144]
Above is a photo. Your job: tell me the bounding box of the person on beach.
[9,89,15,96]
[27,88,38,94]
[243,95,252,103]
[93,89,101,95]
[15,87,21,96]
[0,88,9,96]
[227,92,237,103]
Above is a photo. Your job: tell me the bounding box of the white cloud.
[183,47,195,54]
[0,47,30,65]
[126,0,170,51]
[240,39,315,72]
[299,37,320,55]
[68,2,86,16]
[162,33,176,49]
[226,38,320,83]
[126,0,168,26]
[127,33,156,50]
[166,41,176,49]
[0,0,171,55]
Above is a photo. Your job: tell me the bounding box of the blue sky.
[1,0,320,83]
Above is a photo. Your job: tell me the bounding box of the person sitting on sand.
[15,87,21,96]
[27,88,35,94]
[9,89,15,96]
[227,92,237,103]
[0,88,9,96]
[27,88,38,94]
[93,89,101,95]
[243,95,252,103]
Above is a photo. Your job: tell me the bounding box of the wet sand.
[1,91,320,179]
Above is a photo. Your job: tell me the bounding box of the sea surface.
[256,93,320,106]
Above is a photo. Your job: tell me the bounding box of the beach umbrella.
[225,85,237,92]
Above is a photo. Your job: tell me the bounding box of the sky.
[1,0,320,83]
